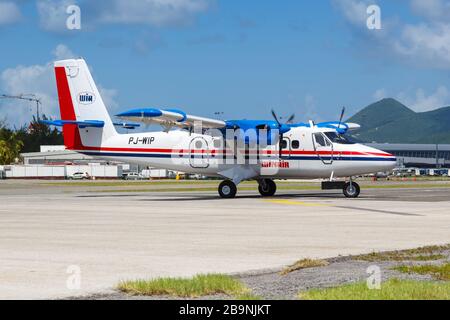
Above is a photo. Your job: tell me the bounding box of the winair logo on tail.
[78,92,95,105]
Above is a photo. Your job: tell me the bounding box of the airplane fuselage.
[74,126,396,180]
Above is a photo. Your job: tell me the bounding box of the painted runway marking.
[264,200,423,216]
[335,206,424,217]
[264,200,331,207]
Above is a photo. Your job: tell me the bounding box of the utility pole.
[0,94,42,120]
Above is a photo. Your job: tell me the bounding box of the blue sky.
[1,0,449,127]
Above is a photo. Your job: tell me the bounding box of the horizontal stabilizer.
[113,122,141,129]
[40,120,105,128]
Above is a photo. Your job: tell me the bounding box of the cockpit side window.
[324,132,356,145]
[313,133,327,147]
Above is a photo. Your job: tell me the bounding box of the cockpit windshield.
[324,132,356,145]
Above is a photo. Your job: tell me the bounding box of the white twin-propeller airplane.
[44,59,396,199]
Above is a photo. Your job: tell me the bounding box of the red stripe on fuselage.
[74,146,393,158]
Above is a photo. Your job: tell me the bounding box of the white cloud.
[397,86,450,112]
[0,45,118,127]
[52,44,77,60]
[410,0,450,21]
[373,88,387,101]
[371,86,450,112]
[36,0,74,33]
[394,22,450,69]
[0,1,22,25]
[303,94,320,122]
[1,63,55,125]
[97,85,119,112]
[332,0,372,27]
[96,0,211,27]
[35,0,212,34]
[334,0,450,70]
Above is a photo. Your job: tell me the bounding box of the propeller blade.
[338,106,346,128]
[286,113,295,124]
[271,109,281,126]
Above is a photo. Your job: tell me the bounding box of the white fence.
[2,165,123,179]
[65,165,122,178]
[141,169,174,179]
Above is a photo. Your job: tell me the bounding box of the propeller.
[271,109,293,159]
[315,106,354,134]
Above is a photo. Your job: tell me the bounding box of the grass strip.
[118,274,252,298]
[393,263,450,281]
[352,245,450,262]
[299,279,450,300]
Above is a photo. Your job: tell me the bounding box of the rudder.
[54,58,117,150]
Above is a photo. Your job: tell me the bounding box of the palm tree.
[0,131,24,165]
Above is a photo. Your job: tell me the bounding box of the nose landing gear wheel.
[218,180,237,199]
[258,179,277,197]
[343,182,360,198]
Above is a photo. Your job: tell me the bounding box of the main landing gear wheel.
[258,179,277,197]
[218,180,237,199]
[343,182,360,198]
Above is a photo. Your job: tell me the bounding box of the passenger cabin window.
[213,139,222,149]
[281,139,288,149]
[195,140,203,149]
[292,140,300,149]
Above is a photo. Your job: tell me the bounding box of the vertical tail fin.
[54,58,117,150]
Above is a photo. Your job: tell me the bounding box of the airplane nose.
[385,158,397,170]
[378,150,397,171]
[364,146,397,171]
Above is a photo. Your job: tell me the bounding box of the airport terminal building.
[368,143,450,169]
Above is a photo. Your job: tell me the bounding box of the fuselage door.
[280,137,291,159]
[312,132,333,165]
[189,137,209,168]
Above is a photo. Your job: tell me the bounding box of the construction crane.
[0,94,42,120]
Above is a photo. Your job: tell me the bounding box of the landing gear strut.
[218,180,237,199]
[343,180,360,198]
[258,179,277,197]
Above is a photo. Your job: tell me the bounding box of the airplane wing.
[115,108,226,130]
[316,121,361,133]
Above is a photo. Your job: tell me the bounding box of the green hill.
[347,98,450,144]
